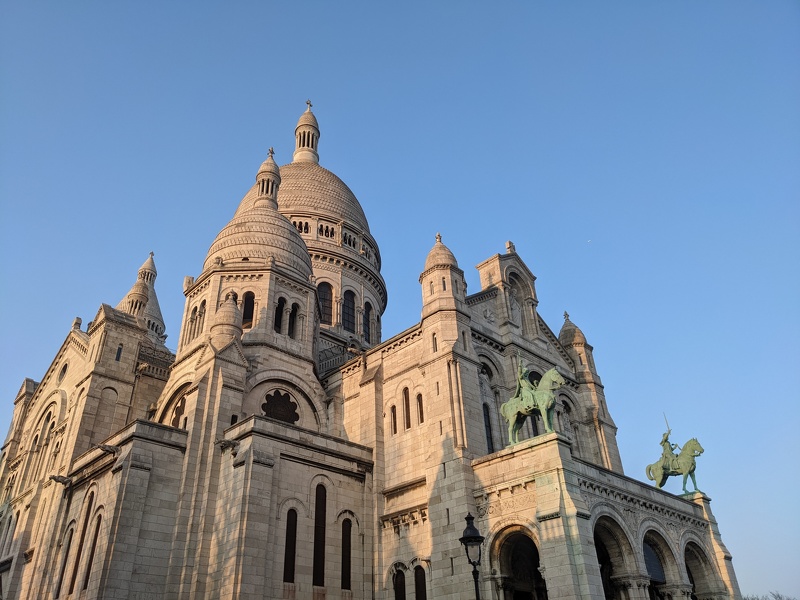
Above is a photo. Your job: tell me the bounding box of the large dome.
[231,162,370,234]
[277,161,371,234]
[203,206,313,280]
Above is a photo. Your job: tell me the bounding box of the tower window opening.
[390,406,397,435]
[283,508,297,583]
[274,297,286,333]
[318,283,333,325]
[394,569,406,600]
[417,394,424,424]
[432,333,438,352]
[342,291,356,333]
[341,519,352,590]
[242,292,255,329]
[82,514,102,590]
[312,484,326,587]
[403,388,411,430]
[115,344,123,362]
[363,302,373,343]
[483,404,495,453]
[288,303,299,339]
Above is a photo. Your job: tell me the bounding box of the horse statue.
[500,364,565,445]
[646,435,704,494]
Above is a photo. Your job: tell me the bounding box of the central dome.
[277,161,370,233]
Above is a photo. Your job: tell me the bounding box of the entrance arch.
[642,529,679,600]
[684,541,720,600]
[496,531,548,600]
[594,515,636,600]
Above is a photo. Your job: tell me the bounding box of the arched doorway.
[684,542,719,600]
[498,532,548,600]
[642,530,678,600]
[594,516,636,600]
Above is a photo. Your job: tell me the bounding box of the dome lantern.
[293,100,320,164]
[255,147,281,209]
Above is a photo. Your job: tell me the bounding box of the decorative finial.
[564,311,570,321]
[149,251,154,258]
[268,147,275,158]
[505,240,516,254]
[306,99,313,111]
[435,233,442,243]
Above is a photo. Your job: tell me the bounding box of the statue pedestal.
[689,492,742,599]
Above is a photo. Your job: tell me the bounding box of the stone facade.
[0,106,740,600]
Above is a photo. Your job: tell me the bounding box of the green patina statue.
[646,427,704,494]
[500,357,565,445]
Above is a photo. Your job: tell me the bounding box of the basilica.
[0,105,740,600]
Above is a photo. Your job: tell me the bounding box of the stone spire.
[255,147,281,209]
[293,100,320,164]
[117,252,168,344]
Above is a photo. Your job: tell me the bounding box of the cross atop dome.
[306,99,313,110]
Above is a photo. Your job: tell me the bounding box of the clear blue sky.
[2,2,798,596]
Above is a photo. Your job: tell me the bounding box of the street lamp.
[459,513,485,600]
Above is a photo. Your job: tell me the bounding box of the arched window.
[341,518,352,590]
[414,565,427,600]
[274,297,286,333]
[55,527,74,598]
[82,514,102,590]
[417,394,424,424]
[363,302,373,343]
[115,344,123,361]
[283,509,297,583]
[432,333,438,352]
[197,300,207,335]
[483,404,495,453]
[403,388,411,430]
[394,569,406,600]
[441,277,447,291]
[390,406,397,435]
[288,303,299,339]
[342,291,356,333]
[313,485,327,587]
[68,492,95,594]
[242,292,255,329]
[318,283,333,325]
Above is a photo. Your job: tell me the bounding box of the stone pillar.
[689,493,741,600]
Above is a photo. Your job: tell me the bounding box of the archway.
[684,541,719,600]
[498,532,548,600]
[642,529,678,600]
[593,515,636,600]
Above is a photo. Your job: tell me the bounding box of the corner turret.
[117,252,167,344]
[420,233,468,320]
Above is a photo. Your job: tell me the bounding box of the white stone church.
[0,106,740,600]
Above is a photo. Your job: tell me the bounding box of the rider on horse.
[660,429,680,471]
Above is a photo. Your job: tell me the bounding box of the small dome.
[559,312,587,346]
[215,293,243,328]
[139,251,157,276]
[257,148,281,179]
[203,206,313,280]
[296,107,319,130]
[423,233,458,272]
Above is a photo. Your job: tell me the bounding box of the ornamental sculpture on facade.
[500,356,565,444]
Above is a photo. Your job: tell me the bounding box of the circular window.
[57,363,68,384]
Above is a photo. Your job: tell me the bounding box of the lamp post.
[459,513,485,600]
